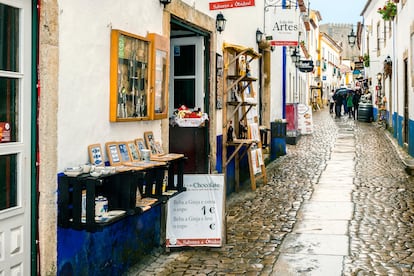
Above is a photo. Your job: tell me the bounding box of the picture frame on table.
[127,140,141,162]
[144,131,158,155]
[118,142,132,163]
[88,144,104,166]
[155,141,164,155]
[135,138,147,152]
[105,142,122,166]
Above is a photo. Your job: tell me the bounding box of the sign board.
[266,8,299,46]
[297,60,314,73]
[209,0,255,10]
[166,174,225,247]
[297,104,313,135]
[354,61,364,70]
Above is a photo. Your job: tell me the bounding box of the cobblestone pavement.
[127,109,414,276]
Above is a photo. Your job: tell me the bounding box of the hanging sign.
[166,174,225,247]
[297,60,314,73]
[266,8,299,46]
[209,0,255,10]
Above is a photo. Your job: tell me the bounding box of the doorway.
[168,18,210,174]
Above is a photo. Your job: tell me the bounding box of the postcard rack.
[222,43,267,191]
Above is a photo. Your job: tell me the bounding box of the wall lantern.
[384,55,392,66]
[291,47,301,64]
[159,0,171,7]
[384,56,392,77]
[216,13,226,33]
[348,28,356,47]
[256,29,263,44]
[377,72,382,81]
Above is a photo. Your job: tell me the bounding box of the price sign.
[166,174,224,247]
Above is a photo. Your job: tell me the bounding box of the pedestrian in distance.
[333,91,343,118]
[346,92,354,119]
[353,89,361,120]
[329,89,335,114]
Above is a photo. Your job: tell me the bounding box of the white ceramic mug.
[141,149,151,162]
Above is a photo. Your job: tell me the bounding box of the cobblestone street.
[128,108,414,276]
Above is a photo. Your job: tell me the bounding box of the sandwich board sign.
[166,174,225,247]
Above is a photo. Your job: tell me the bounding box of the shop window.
[0,3,28,212]
[0,154,17,210]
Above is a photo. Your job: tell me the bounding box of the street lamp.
[216,13,226,33]
[377,72,383,94]
[348,28,356,47]
[290,47,301,64]
[377,72,382,82]
[256,29,263,44]
[159,0,171,7]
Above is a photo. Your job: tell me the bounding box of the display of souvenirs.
[170,105,209,127]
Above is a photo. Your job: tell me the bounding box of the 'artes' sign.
[297,60,314,73]
[266,8,299,46]
[209,0,255,10]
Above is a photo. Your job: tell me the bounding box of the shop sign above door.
[209,0,255,10]
[266,8,299,46]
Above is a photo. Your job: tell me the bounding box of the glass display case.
[148,33,169,119]
[110,30,150,121]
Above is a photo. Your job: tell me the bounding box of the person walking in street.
[347,92,354,119]
[353,89,361,120]
[329,89,335,114]
[334,91,343,118]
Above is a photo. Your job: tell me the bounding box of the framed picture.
[105,142,122,166]
[88,144,104,166]
[109,29,151,122]
[144,131,158,155]
[248,123,260,142]
[127,140,141,162]
[155,141,164,155]
[118,142,132,163]
[135,138,147,152]
[148,33,169,119]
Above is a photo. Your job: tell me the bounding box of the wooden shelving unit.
[222,43,267,191]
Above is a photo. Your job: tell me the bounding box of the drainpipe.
[31,0,40,274]
[282,0,287,119]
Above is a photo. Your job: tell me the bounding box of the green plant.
[363,53,370,67]
[377,1,397,21]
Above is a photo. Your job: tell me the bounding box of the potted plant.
[363,53,370,67]
[377,1,397,21]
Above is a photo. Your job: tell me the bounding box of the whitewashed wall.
[395,0,414,119]
[57,0,164,169]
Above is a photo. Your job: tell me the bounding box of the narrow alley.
[128,108,414,276]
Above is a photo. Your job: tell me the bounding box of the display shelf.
[222,43,267,192]
[58,158,186,232]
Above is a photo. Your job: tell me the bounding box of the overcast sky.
[309,0,366,24]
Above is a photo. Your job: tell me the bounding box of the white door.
[169,37,204,116]
[0,1,32,274]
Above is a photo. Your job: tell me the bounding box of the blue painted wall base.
[57,204,161,275]
[271,137,286,160]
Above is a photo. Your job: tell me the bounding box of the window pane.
[0,154,18,210]
[174,45,195,76]
[0,77,19,143]
[174,79,195,109]
[0,4,20,72]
